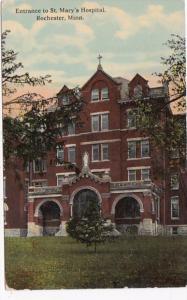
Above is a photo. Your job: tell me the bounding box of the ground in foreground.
[5,236,187,289]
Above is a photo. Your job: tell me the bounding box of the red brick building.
[4,62,187,236]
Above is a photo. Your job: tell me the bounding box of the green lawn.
[5,236,187,289]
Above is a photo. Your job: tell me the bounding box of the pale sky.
[2,0,185,97]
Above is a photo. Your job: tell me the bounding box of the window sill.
[92,160,110,162]
[91,130,100,133]
[91,99,110,102]
[171,217,180,220]
[127,157,151,161]
[91,99,100,102]
[126,127,137,130]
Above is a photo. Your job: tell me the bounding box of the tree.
[66,201,114,253]
[133,34,186,175]
[2,30,83,180]
[2,30,51,101]
[156,34,186,110]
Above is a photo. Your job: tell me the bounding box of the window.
[171,148,179,159]
[141,140,149,158]
[56,147,64,165]
[101,114,109,131]
[101,144,109,160]
[101,87,109,100]
[141,169,150,181]
[127,110,136,128]
[91,89,99,101]
[57,123,66,136]
[171,196,179,219]
[128,141,136,159]
[91,115,99,132]
[92,144,109,161]
[92,144,100,161]
[170,174,179,190]
[91,113,109,132]
[67,122,75,135]
[62,95,69,105]
[57,175,65,186]
[33,159,47,173]
[128,170,136,181]
[68,147,76,164]
[25,162,30,173]
[134,84,143,97]
[32,180,48,187]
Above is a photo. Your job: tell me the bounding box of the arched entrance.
[115,197,141,233]
[73,189,100,218]
[39,201,61,236]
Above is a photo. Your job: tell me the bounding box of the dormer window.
[62,95,69,105]
[91,89,99,101]
[134,84,143,98]
[101,87,109,100]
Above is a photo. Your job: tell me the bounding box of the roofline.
[81,68,120,89]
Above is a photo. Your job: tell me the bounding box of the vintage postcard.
[1,0,187,299]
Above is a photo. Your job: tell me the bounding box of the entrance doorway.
[73,189,100,218]
[115,197,141,233]
[40,201,61,236]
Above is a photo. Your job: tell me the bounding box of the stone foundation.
[5,228,27,237]
[55,222,68,236]
[27,222,43,237]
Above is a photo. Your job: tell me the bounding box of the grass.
[5,236,187,289]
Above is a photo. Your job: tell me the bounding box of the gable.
[81,68,119,90]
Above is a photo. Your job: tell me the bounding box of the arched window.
[91,89,99,101]
[101,87,109,100]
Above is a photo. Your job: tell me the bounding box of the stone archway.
[72,188,100,219]
[38,201,61,236]
[113,196,142,234]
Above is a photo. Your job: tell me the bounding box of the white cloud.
[82,1,184,40]
[138,4,184,31]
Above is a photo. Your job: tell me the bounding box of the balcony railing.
[28,186,62,196]
[110,181,162,194]
[149,87,166,98]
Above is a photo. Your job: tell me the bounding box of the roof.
[81,68,120,89]
[129,73,148,85]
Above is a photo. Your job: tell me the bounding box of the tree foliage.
[66,201,114,252]
[2,30,83,174]
[156,34,186,109]
[134,34,186,174]
[2,30,51,100]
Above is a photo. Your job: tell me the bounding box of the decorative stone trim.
[34,199,63,217]
[80,139,121,145]
[69,186,102,205]
[101,193,111,199]
[111,193,144,215]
